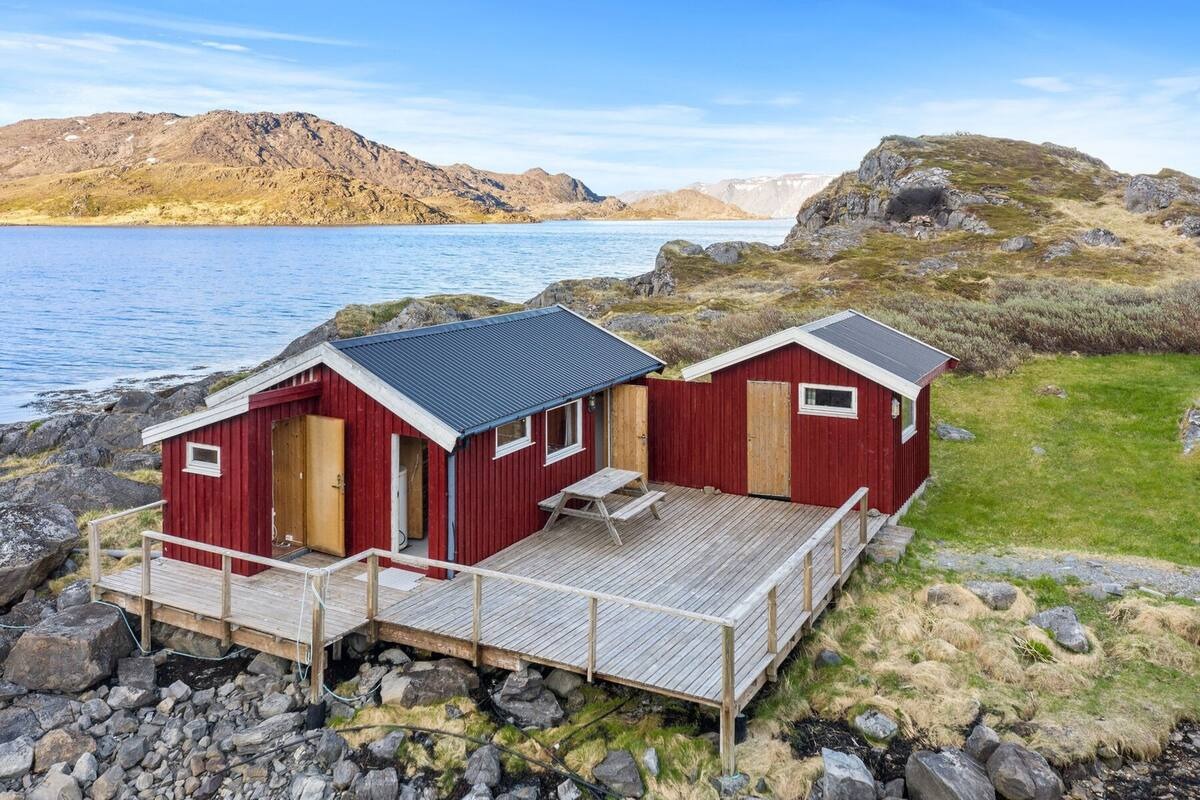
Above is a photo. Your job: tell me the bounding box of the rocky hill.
[605,188,760,220]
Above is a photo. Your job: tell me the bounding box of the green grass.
[905,354,1200,565]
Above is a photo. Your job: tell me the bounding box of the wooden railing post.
[803,552,813,615]
[834,517,843,577]
[366,552,379,644]
[766,586,779,681]
[139,536,152,651]
[471,573,482,668]
[220,554,232,647]
[309,571,327,704]
[720,623,737,776]
[859,490,869,544]
[88,520,102,601]
[587,596,598,682]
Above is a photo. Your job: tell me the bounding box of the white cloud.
[197,41,250,53]
[76,9,354,46]
[1016,76,1074,93]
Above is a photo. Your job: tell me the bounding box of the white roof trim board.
[680,309,954,399]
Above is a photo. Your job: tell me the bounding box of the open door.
[271,416,308,552]
[611,384,649,477]
[747,381,791,498]
[305,415,346,556]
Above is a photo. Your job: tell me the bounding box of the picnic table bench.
[538,467,666,545]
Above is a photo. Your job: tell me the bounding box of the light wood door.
[304,415,346,556]
[271,416,308,548]
[611,384,649,478]
[747,381,791,498]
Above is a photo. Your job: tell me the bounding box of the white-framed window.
[544,399,583,464]
[494,416,532,458]
[900,395,917,442]
[184,442,222,477]
[798,383,858,419]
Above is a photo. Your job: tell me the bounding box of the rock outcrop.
[5,604,132,692]
[0,504,79,608]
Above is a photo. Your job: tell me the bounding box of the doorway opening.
[271,414,346,558]
[391,433,427,556]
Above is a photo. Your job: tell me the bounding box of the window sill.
[494,439,534,460]
[901,426,917,444]
[544,443,584,466]
[798,407,858,419]
[183,466,221,478]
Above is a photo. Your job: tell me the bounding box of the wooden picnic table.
[539,467,666,545]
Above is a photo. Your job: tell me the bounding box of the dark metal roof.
[331,306,663,437]
[807,312,952,384]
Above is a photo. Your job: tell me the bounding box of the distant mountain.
[606,189,762,220]
[620,173,834,219]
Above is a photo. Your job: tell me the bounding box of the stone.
[592,750,644,798]
[70,751,96,784]
[498,668,545,702]
[33,729,94,772]
[332,758,360,790]
[543,668,584,699]
[465,745,502,788]
[290,774,330,800]
[90,765,124,800]
[357,768,400,800]
[906,749,994,800]
[986,743,1063,800]
[0,707,40,743]
[1000,236,1035,253]
[0,467,159,515]
[258,691,295,718]
[55,581,91,612]
[28,771,81,800]
[935,423,976,442]
[883,778,906,798]
[709,772,751,797]
[815,649,843,668]
[0,504,80,607]
[314,728,346,767]
[378,648,412,667]
[149,621,227,659]
[1028,607,1090,653]
[966,725,1002,763]
[0,736,33,778]
[926,585,958,606]
[463,784,493,800]
[247,651,292,677]
[820,748,875,800]
[106,685,156,709]
[1036,385,1067,399]
[965,582,1018,611]
[854,709,898,742]
[163,679,192,701]
[1079,228,1120,247]
[557,780,582,800]
[641,747,659,777]
[116,656,155,689]
[1042,241,1077,261]
[5,604,132,692]
[230,711,304,752]
[381,659,479,707]
[115,735,146,769]
[366,730,408,764]
[914,257,958,275]
[491,684,564,729]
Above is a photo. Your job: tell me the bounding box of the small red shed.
[647,310,957,515]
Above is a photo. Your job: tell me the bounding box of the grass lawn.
[904,354,1200,566]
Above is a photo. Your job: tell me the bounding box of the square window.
[495,417,532,457]
[545,400,582,463]
[184,442,221,477]
[798,384,857,418]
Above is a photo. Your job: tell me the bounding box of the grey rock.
[999,236,1035,253]
[1028,607,1089,653]
[557,780,583,800]
[985,743,1063,800]
[332,758,360,790]
[90,764,124,800]
[381,659,479,707]
[1124,173,1200,213]
[116,656,156,689]
[821,748,874,800]
[366,730,408,764]
[0,681,27,703]
[314,728,346,768]
[1042,241,1077,262]
[230,711,304,752]
[115,735,146,769]
[1079,228,1120,247]
[357,768,400,800]
[70,751,96,784]
[106,685,155,709]
[906,749,995,800]
[28,771,81,800]
[290,773,330,800]
[0,504,80,607]
[935,423,976,442]
[247,651,292,677]
[465,745,502,788]
[149,621,227,659]
[1030,446,1047,457]
[0,467,159,515]
[0,707,40,744]
[914,257,959,275]
[108,449,160,472]
[378,647,412,667]
[163,678,192,701]
[543,669,585,699]
[491,685,564,729]
[463,784,494,800]
[55,581,91,612]
[5,604,132,692]
[926,585,957,606]
[0,736,33,778]
[815,649,843,668]
[709,772,750,797]
[258,691,295,718]
[499,667,545,702]
[1176,215,1200,238]
[704,241,762,265]
[16,694,73,730]
[883,778,906,798]
[1181,408,1200,456]
[854,709,898,742]
[965,725,1001,764]
[641,747,659,777]
[33,728,94,772]
[592,750,644,798]
[965,582,1018,611]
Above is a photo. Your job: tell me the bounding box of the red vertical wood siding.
[647,342,930,514]
[454,401,598,565]
[893,386,931,509]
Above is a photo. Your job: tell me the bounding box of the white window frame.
[798,383,858,419]
[184,442,222,477]
[494,416,533,459]
[900,395,917,443]
[544,399,584,465]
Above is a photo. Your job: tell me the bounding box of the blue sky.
[1,1,1198,193]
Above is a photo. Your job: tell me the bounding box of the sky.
[1,1,1198,194]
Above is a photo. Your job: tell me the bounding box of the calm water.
[0,219,793,422]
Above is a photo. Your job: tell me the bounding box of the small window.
[184,442,221,477]
[545,399,583,464]
[799,383,857,418]
[901,396,917,442]
[494,416,532,458]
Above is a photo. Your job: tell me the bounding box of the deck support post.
[859,491,869,545]
[766,586,778,681]
[834,519,843,578]
[88,521,102,601]
[220,554,232,648]
[587,596,597,682]
[471,574,482,668]
[139,537,152,652]
[366,552,379,644]
[803,552,814,615]
[720,623,737,776]
[309,571,327,705]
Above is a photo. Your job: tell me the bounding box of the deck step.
[609,491,667,522]
[537,492,565,512]
[865,524,915,564]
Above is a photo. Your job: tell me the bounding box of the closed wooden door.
[611,384,649,477]
[747,381,791,498]
[271,416,308,547]
[305,415,346,556]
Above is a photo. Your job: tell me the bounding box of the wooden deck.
[377,485,885,709]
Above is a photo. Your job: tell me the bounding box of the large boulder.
[986,743,1063,800]
[465,745,502,788]
[1078,228,1120,248]
[0,467,159,515]
[935,423,976,442]
[1124,173,1200,213]
[965,724,1001,763]
[854,709,898,742]
[4,604,133,692]
[592,750,644,798]
[965,582,1018,611]
[906,749,995,800]
[0,735,33,779]
[0,504,79,608]
[491,668,564,729]
[821,748,875,800]
[380,659,479,707]
[1028,607,1089,653]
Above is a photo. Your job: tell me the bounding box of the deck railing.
[87,499,167,602]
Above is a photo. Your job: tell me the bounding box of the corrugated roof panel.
[808,313,949,383]
[331,306,663,436]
